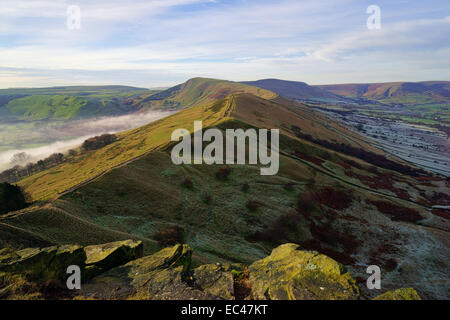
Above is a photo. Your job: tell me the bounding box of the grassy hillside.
[137,77,278,109]
[17,96,233,201]
[0,79,277,120]
[230,94,382,153]
[17,90,392,202]
[4,125,449,299]
[0,86,155,121]
[2,79,449,299]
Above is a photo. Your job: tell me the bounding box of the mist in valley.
[0,110,175,172]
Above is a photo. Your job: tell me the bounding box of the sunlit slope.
[19,90,414,201]
[138,77,278,109]
[4,147,449,298]
[18,97,233,201]
[230,93,383,154]
[18,91,369,201]
[0,201,159,254]
[3,150,321,262]
[6,89,449,298]
[0,86,152,121]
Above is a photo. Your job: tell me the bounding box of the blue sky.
[0,0,449,88]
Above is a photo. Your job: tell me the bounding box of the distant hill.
[241,79,348,103]
[0,80,279,121]
[137,77,278,109]
[317,81,450,105]
[0,86,154,121]
[0,85,148,95]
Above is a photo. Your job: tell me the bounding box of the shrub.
[283,182,295,191]
[216,165,231,180]
[430,192,450,206]
[246,212,302,245]
[368,200,423,222]
[181,177,193,189]
[115,187,127,197]
[201,192,212,204]
[241,183,250,192]
[44,153,64,166]
[233,267,252,300]
[246,200,259,211]
[154,226,184,247]
[37,160,45,169]
[82,134,117,151]
[0,182,28,215]
[315,187,352,210]
[432,209,450,220]
[297,191,316,213]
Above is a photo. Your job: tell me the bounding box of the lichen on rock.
[373,288,421,300]
[1,241,426,301]
[248,243,360,300]
[78,243,192,299]
[146,263,235,300]
[0,245,85,281]
[83,239,143,280]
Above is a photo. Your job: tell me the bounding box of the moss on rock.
[78,244,193,299]
[248,243,360,300]
[0,245,86,281]
[373,288,421,300]
[146,264,235,300]
[1,241,426,301]
[84,239,143,280]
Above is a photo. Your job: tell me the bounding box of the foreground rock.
[248,243,360,300]
[373,288,421,300]
[0,245,85,281]
[84,240,143,280]
[0,240,143,299]
[146,263,235,300]
[0,241,422,300]
[78,244,193,299]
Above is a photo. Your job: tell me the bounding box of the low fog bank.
[0,110,175,172]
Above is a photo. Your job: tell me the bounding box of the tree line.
[0,134,117,183]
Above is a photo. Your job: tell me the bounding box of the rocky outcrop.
[248,243,359,300]
[0,245,85,281]
[373,288,421,300]
[0,241,422,300]
[78,243,192,299]
[83,240,143,280]
[146,263,235,300]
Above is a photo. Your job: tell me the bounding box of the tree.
[0,182,28,215]
[45,153,64,166]
[82,134,117,151]
[37,160,45,169]
[25,163,35,176]
[10,152,30,164]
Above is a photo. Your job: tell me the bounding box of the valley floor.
[317,109,450,176]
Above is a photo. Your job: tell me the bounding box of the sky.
[0,0,449,88]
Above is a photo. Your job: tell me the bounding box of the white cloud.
[0,0,449,87]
